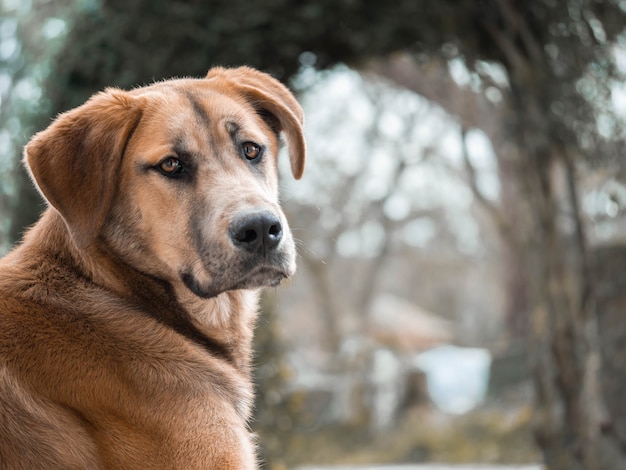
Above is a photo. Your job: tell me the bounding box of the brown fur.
[0,66,306,469]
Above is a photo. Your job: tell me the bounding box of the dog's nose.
[229,210,283,254]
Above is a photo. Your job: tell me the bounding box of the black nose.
[229,210,283,255]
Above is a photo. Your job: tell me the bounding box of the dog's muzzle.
[181,209,294,299]
[229,210,283,256]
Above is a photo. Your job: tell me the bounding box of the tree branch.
[460,125,511,241]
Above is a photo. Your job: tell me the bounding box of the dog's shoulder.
[0,235,255,405]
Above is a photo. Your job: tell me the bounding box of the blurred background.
[2,1,626,469]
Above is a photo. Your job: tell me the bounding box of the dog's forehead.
[134,79,268,139]
[125,80,278,169]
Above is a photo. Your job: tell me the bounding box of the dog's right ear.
[24,89,144,248]
[206,67,307,180]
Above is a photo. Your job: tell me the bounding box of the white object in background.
[415,345,492,414]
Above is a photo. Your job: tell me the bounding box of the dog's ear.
[24,89,143,248]
[206,67,306,179]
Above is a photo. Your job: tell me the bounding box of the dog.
[0,66,306,469]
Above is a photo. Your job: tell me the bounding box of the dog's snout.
[230,210,283,254]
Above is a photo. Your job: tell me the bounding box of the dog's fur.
[0,66,305,469]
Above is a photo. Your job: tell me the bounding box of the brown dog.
[0,66,305,469]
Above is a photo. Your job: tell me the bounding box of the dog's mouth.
[181,263,291,299]
[180,209,297,299]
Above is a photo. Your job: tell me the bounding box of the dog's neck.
[18,209,260,373]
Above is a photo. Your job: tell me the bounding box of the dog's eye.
[242,142,262,161]
[158,156,184,177]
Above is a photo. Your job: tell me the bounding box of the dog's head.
[24,66,306,299]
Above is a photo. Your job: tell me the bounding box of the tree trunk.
[520,125,605,469]
[368,50,611,470]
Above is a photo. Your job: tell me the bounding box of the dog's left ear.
[24,89,144,248]
[206,67,307,179]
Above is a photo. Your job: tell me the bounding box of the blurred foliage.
[255,404,539,468]
[252,293,301,469]
[336,406,539,465]
[0,0,77,248]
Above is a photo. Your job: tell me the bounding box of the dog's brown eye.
[158,156,184,176]
[242,142,262,161]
